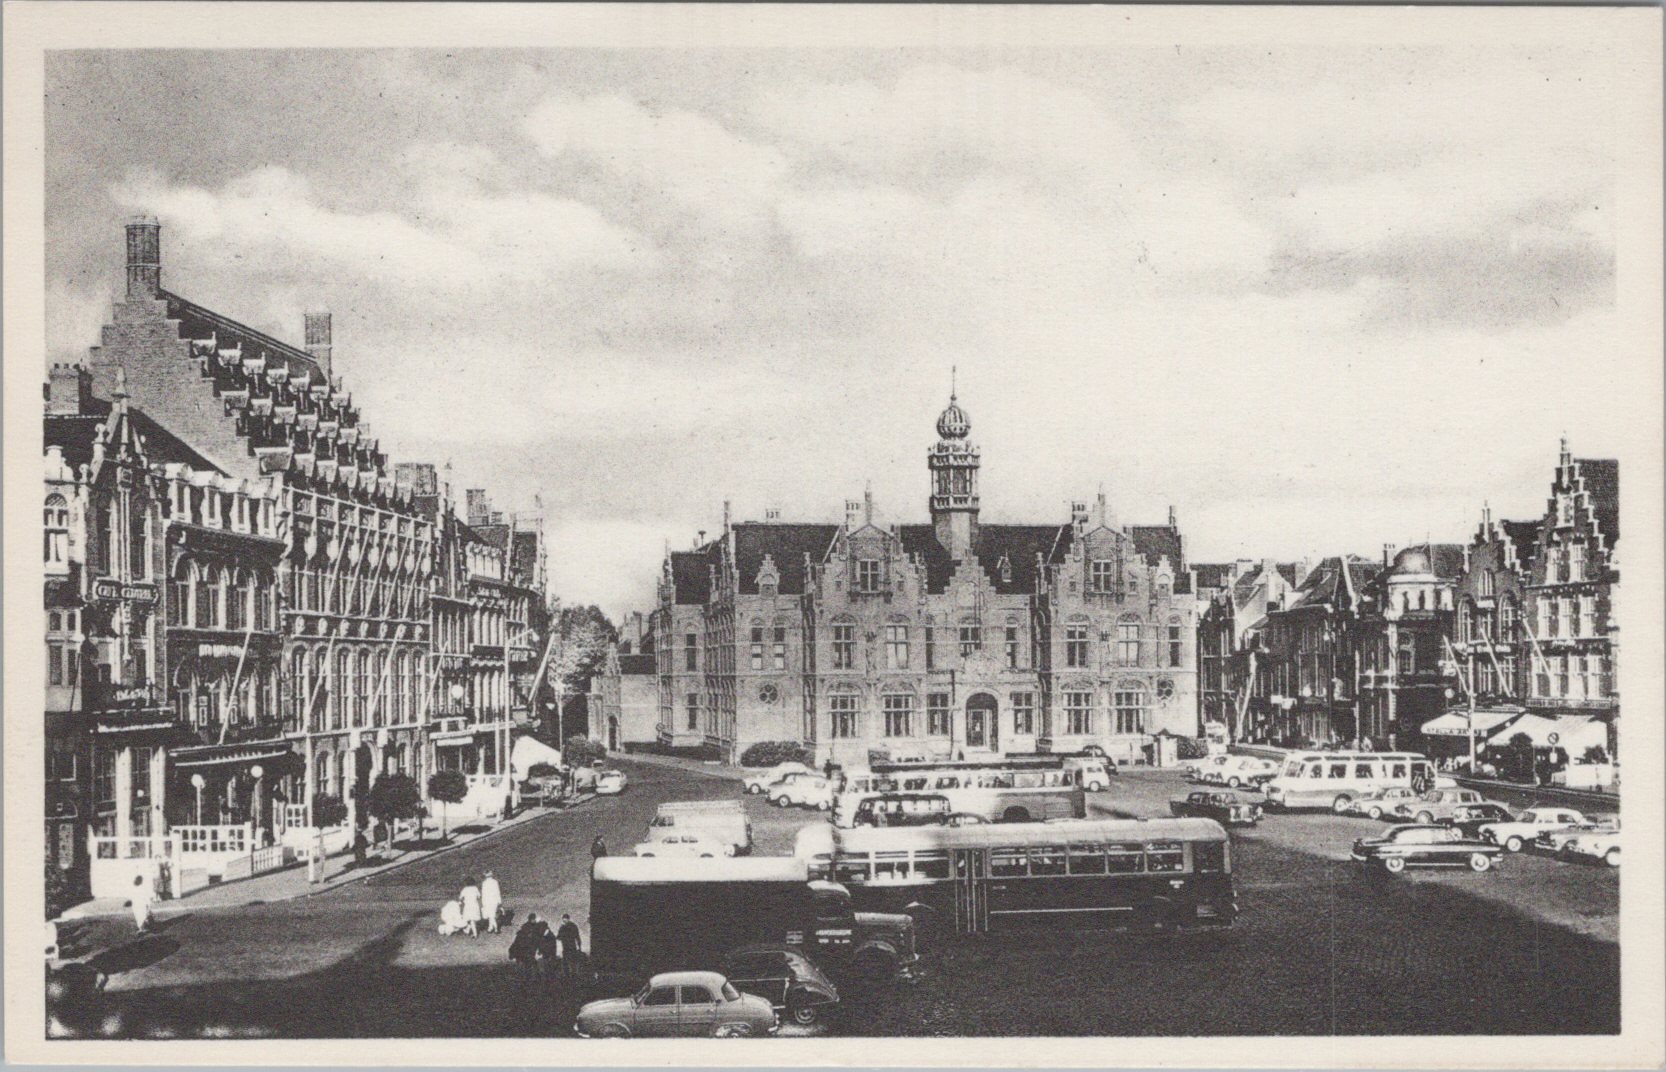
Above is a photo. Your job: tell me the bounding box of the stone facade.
[1356,545,1464,746]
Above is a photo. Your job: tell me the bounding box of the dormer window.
[1089,559,1116,593]
[1555,494,1573,528]
[856,559,882,593]
[998,555,1012,584]
[43,494,69,568]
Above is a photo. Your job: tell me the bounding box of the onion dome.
[1391,546,1431,575]
[936,394,971,440]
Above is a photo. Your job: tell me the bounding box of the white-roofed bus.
[831,764,1085,829]
[792,818,1235,937]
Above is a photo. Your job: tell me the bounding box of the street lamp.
[190,772,206,825]
[250,764,264,836]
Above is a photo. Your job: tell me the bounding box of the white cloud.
[45,279,112,363]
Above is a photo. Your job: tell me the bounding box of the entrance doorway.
[965,693,999,751]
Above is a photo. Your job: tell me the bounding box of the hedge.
[739,741,814,768]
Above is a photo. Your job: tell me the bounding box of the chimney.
[723,499,732,531]
[45,363,93,416]
[1071,500,1089,532]
[864,482,874,526]
[1168,505,1178,528]
[1382,543,1397,568]
[466,488,490,527]
[125,216,161,299]
[304,311,333,377]
[845,499,862,529]
[764,507,781,522]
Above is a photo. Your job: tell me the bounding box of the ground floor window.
[686,693,699,731]
[1011,692,1035,735]
[1064,691,1093,735]
[927,693,951,736]
[830,694,859,738]
[1114,684,1148,735]
[883,694,914,738]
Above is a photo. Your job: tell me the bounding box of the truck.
[644,800,752,855]
[589,857,917,991]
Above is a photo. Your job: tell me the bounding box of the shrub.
[1176,737,1208,760]
[1582,745,1610,764]
[311,793,348,829]
[564,736,607,767]
[739,741,813,768]
[45,860,72,921]
[427,769,470,839]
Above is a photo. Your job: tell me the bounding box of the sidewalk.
[57,794,595,924]
[615,750,745,783]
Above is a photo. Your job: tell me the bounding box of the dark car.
[720,946,840,1027]
[1351,823,1504,874]
[1169,790,1261,826]
[1441,802,1516,838]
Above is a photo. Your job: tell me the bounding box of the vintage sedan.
[1477,807,1595,853]
[1390,788,1490,824]
[720,946,840,1027]
[632,833,728,858]
[1343,786,1424,820]
[1561,826,1621,867]
[1440,802,1516,838]
[769,773,836,811]
[595,769,628,795]
[1538,815,1619,854]
[1170,790,1261,826]
[1351,823,1504,873]
[576,971,778,1038]
[743,762,816,795]
[1202,756,1280,789]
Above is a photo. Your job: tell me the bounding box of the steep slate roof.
[1191,563,1234,592]
[670,549,715,604]
[1576,458,1619,547]
[1501,520,1540,567]
[618,654,657,675]
[1429,543,1466,579]
[732,523,839,595]
[45,401,222,474]
[895,524,1074,595]
[1288,556,1379,611]
[1276,564,1302,586]
[164,291,327,383]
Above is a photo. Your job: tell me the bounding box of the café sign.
[93,579,158,604]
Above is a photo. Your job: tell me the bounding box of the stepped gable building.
[1355,543,1464,747]
[85,217,435,832]
[1452,506,1540,709]
[653,392,1198,766]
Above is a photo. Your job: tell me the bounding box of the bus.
[832,766,1084,828]
[793,818,1235,935]
[1260,751,1436,813]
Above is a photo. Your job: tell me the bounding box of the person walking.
[556,913,582,979]
[459,877,483,938]
[481,870,503,933]
[129,873,153,935]
[509,912,554,984]
[590,834,607,861]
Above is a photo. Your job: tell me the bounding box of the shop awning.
[172,743,295,769]
[1485,713,1605,751]
[1421,708,1524,738]
[510,734,564,775]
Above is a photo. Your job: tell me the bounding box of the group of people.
[438,871,503,938]
[508,912,585,984]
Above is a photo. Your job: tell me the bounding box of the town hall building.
[652,393,1198,766]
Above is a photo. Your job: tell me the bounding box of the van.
[646,800,752,855]
[1262,752,1435,813]
[1063,757,1115,791]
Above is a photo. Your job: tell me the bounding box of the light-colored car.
[1343,786,1423,820]
[1477,807,1595,853]
[1390,788,1489,824]
[743,762,815,795]
[1561,826,1621,867]
[1203,756,1279,789]
[1536,815,1619,854]
[575,971,779,1038]
[595,769,627,795]
[769,772,835,810]
[1184,755,1234,782]
[632,833,730,858]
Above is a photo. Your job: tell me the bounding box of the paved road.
[61,761,1618,1038]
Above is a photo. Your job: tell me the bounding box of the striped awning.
[171,743,295,769]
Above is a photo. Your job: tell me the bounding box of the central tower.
[929,387,980,558]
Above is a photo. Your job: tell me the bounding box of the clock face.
[759,684,780,705]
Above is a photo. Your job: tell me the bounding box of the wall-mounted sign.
[92,579,158,604]
[198,643,244,658]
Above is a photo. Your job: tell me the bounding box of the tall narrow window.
[1566,542,1586,581]
[686,693,699,731]
[44,494,70,567]
[856,559,882,594]
[684,632,698,672]
[885,625,909,670]
[832,623,855,670]
[1116,616,1141,666]
[958,624,981,656]
[750,626,764,671]
[1577,595,1595,638]
[1005,626,1020,669]
[1011,692,1035,735]
[1167,620,1184,668]
[1064,691,1093,735]
[1113,684,1148,735]
[1089,559,1115,593]
[927,693,951,736]
[924,626,935,670]
[882,694,913,738]
[830,693,858,738]
[773,626,787,671]
[1065,623,1089,668]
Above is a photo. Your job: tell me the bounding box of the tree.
[565,735,606,767]
[311,792,348,829]
[365,773,424,848]
[427,770,469,841]
[544,605,617,739]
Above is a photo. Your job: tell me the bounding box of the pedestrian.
[459,877,483,938]
[481,870,503,933]
[129,873,153,935]
[556,913,582,978]
[508,912,553,983]
[823,757,835,780]
[352,828,368,870]
[438,896,467,936]
[590,834,607,860]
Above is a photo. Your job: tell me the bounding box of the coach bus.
[1260,751,1437,813]
[793,818,1235,935]
[832,765,1085,828]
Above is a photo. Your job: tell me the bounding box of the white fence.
[88,835,176,899]
[88,824,292,901]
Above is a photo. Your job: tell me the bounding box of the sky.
[44,44,1624,619]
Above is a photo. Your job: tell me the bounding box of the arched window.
[291,646,310,725]
[1113,681,1149,735]
[254,571,274,630]
[1116,614,1142,666]
[355,651,371,726]
[396,743,409,776]
[1166,616,1184,668]
[1499,594,1519,642]
[1458,601,1473,643]
[316,752,332,798]
[44,494,70,566]
[169,560,192,627]
[226,569,248,631]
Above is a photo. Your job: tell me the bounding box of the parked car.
[1169,790,1261,826]
[743,762,815,795]
[1351,824,1504,873]
[1075,743,1109,759]
[1064,757,1116,791]
[1440,803,1517,838]
[943,812,989,827]
[1184,755,1234,782]
[1343,787,1423,820]
[1536,815,1619,854]
[1560,826,1621,867]
[575,971,778,1038]
[769,773,835,811]
[596,769,627,795]
[1477,807,1596,853]
[1390,788,1491,824]
[720,946,840,1027]
[1203,756,1280,789]
[632,833,729,858]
